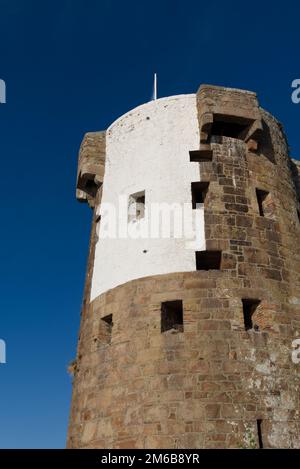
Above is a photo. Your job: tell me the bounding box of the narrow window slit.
[100,314,113,344]
[242,299,261,331]
[256,189,275,219]
[257,419,264,449]
[191,182,209,208]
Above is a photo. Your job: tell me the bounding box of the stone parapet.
[76,131,106,207]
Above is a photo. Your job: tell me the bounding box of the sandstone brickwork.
[76,131,106,207]
[67,85,300,448]
[292,159,300,200]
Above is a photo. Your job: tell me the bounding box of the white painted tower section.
[90,94,205,300]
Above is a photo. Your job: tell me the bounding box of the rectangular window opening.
[257,419,264,449]
[242,299,261,331]
[256,189,268,217]
[101,314,113,344]
[210,114,253,141]
[195,250,222,270]
[256,189,275,219]
[128,190,145,222]
[161,300,183,333]
[191,182,209,208]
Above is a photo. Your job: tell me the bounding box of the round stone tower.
[67,84,300,449]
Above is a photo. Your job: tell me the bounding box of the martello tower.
[68,84,300,449]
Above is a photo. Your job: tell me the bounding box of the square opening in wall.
[210,114,253,141]
[256,189,275,219]
[100,314,113,344]
[242,299,261,331]
[161,300,183,333]
[128,191,145,222]
[191,182,209,208]
[195,250,222,270]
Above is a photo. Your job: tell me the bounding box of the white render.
[90,94,206,300]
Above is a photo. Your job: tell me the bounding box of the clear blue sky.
[0,0,299,448]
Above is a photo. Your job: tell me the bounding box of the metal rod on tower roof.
[153,73,157,100]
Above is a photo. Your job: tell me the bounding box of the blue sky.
[0,0,299,448]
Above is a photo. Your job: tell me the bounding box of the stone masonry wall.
[67,87,300,448]
[67,266,300,448]
[291,159,300,200]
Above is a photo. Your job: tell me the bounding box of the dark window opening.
[257,419,264,449]
[256,189,268,216]
[191,182,209,208]
[297,209,300,224]
[210,114,252,141]
[256,189,275,219]
[135,195,145,218]
[128,191,145,221]
[84,179,98,197]
[161,300,183,333]
[189,149,213,162]
[102,314,113,327]
[101,314,113,344]
[195,250,222,270]
[242,299,261,331]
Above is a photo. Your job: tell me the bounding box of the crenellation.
[76,130,106,207]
